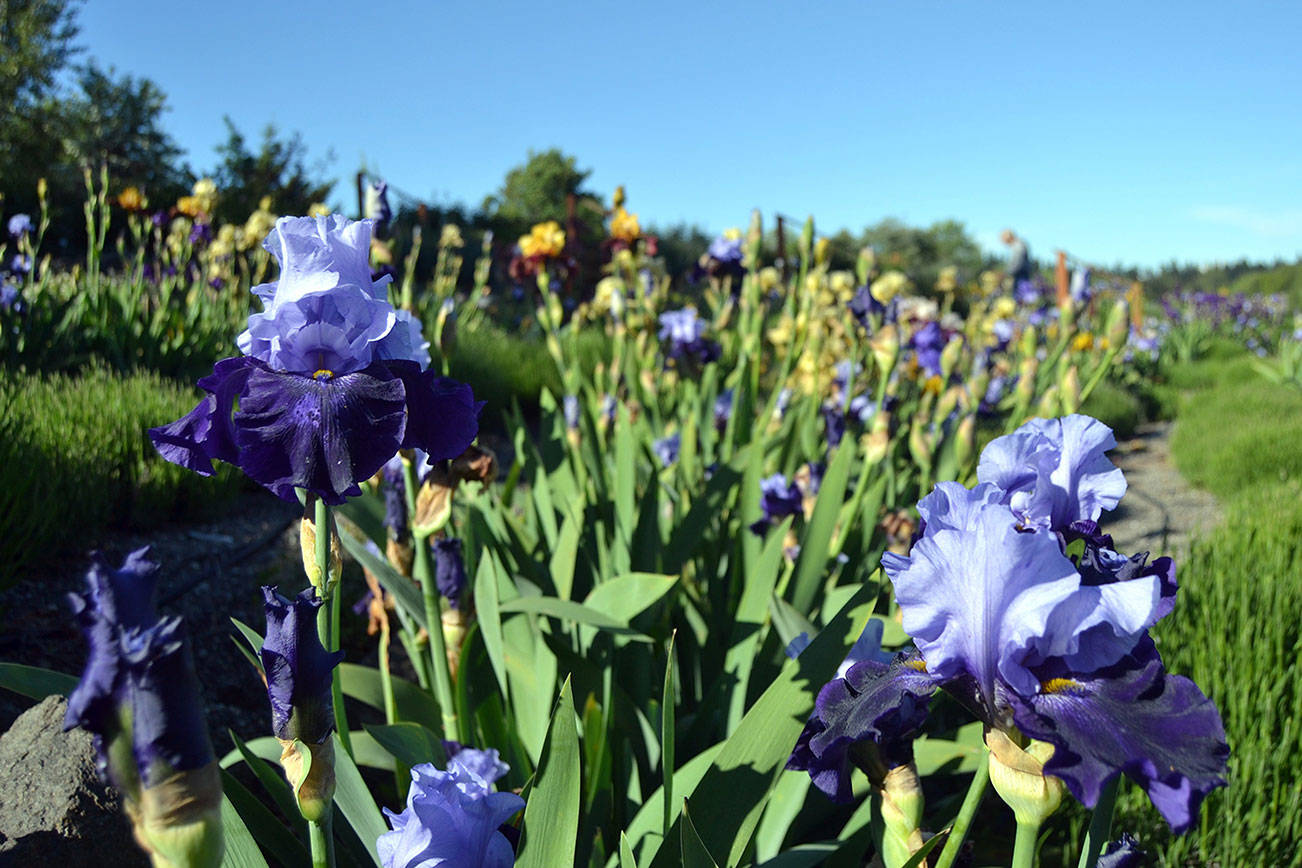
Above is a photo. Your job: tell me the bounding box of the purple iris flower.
[10,253,31,275]
[1096,834,1143,868]
[653,432,681,468]
[822,404,846,448]
[848,286,883,328]
[1,281,20,312]
[562,395,580,430]
[793,417,1228,833]
[658,308,721,365]
[150,216,481,505]
[432,538,468,608]
[64,548,214,786]
[189,220,213,246]
[366,179,393,230]
[1015,278,1044,306]
[707,234,743,265]
[976,414,1126,533]
[260,586,344,744]
[378,748,525,868]
[714,388,734,430]
[1070,266,1092,303]
[7,213,32,238]
[759,474,803,523]
[909,321,947,377]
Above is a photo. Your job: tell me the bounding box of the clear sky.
[76,0,1302,269]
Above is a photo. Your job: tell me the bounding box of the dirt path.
[1107,421,1222,558]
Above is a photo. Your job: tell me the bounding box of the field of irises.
[2,176,1301,868]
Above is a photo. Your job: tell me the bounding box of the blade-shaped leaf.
[517,677,581,868]
[331,732,386,866]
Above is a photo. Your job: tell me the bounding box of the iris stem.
[1011,820,1040,868]
[314,497,352,758]
[1076,777,1119,868]
[402,456,461,743]
[309,815,334,868]
[933,746,991,868]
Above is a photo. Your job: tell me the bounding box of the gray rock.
[0,695,145,866]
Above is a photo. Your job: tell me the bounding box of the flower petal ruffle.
[787,653,938,802]
[1010,640,1229,833]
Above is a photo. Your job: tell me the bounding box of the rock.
[0,695,145,866]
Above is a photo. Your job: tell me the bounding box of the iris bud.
[1060,365,1081,413]
[1019,324,1038,358]
[986,729,1064,827]
[279,738,336,823]
[413,472,455,537]
[954,413,977,469]
[298,510,342,597]
[132,764,224,868]
[1036,384,1061,418]
[1107,299,1130,351]
[940,335,964,381]
[871,325,900,377]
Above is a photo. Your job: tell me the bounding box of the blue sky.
[78,0,1301,268]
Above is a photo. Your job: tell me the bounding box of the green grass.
[1112,481,1302,866]
[0,368,242,589]
[1107,350,1302,865]
[1169,372,1302,501]
[448,323,607,430]
[1080,380,1143,439]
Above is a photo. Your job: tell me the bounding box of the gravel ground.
[0,490,304,738]
[1107,421,1223,558]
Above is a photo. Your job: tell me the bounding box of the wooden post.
[1055,250,1069,307]
[776,215,787,283]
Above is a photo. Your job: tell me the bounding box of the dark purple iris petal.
[910,321,947,376]
[432,538,468,608]
[822,404,846,448]
[387,360,482,462]
[149,356,261,474]
[119,617,214,786]
[1096,834,1144,868]
[260,587,344,744]
[787,654,938,802]
[65,549,160,742]
[848,286,883,328]
[759,474,803,523]
[234,364,407,505]
[1011,640,1228,834]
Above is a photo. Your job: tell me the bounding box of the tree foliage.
[483,148,605,242]
[210,117,335,225]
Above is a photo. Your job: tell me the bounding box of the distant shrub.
[1079,380,1142,439]
[0,368,242,589]
[1170,376,1302,501]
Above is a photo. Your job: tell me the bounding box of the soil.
[0,490,305,739]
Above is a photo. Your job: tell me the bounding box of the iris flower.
[658,308,720,365]
[653,432,681,468]
[65,548,217,798]
[260,586,344,745]
[790,415,1227,833]
[150,215,480,505]
[378,748,525,868]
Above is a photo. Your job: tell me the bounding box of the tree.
[0,0,79,109]
[60,62,191,205]
[0,0,80,214]
[483,148,605,242]
[210,117,335,224]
